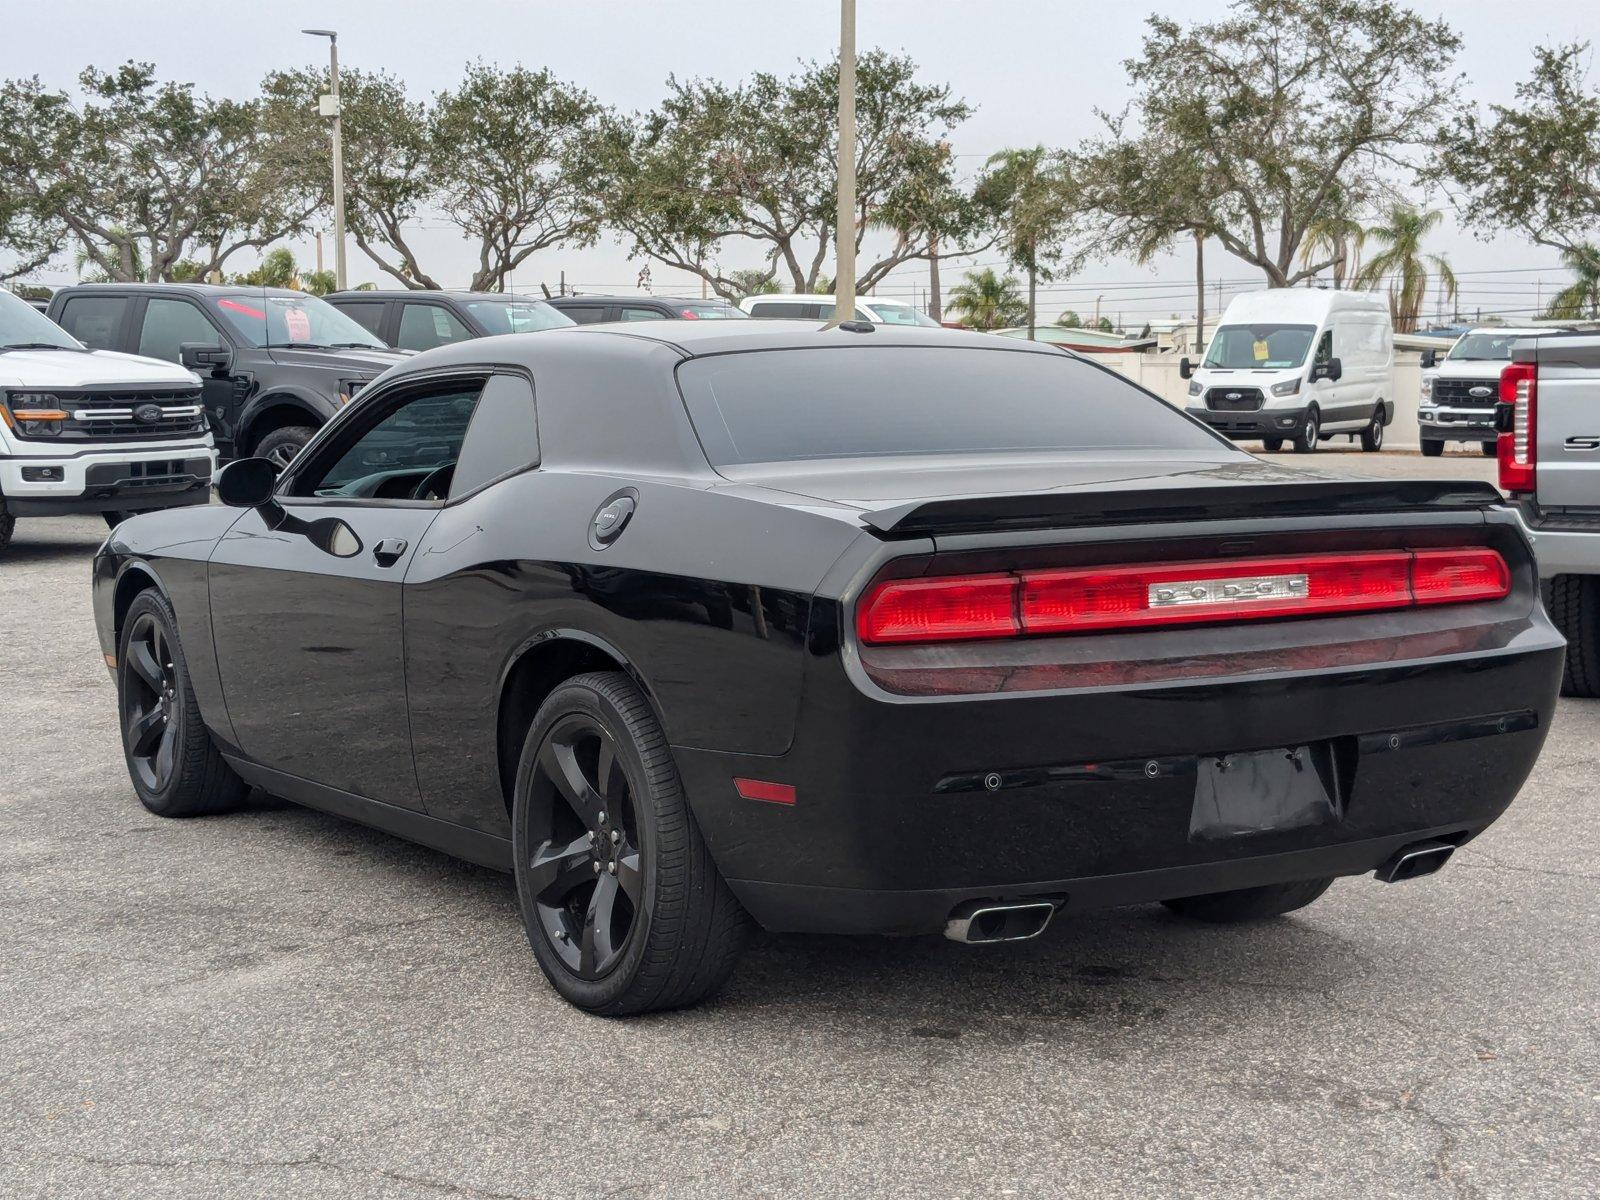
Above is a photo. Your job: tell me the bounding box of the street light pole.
[303,29,347,291]
[827,0,857,328]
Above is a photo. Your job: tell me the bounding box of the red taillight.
[1410,547,1511,605]
[1498,361,1537,493]
[856,574,1019,644]
[856,549,1512,645]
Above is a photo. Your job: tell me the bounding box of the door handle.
[373,537,409,567]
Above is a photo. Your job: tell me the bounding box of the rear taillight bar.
[857,548,1511,645]
[1498,360,1536,493]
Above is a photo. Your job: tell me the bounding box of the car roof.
[55,282,315,300]
[556,318,1047,359]
[547,294,735,305]
[325,289,550,303]
[747,293,914,306]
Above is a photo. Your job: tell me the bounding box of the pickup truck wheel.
[1262,437,1284,453]
[1481,441,1497,457]
[1162,877,1334,923]
[117,590,249,817]
[0,502,13,556]
[1292,407,1320,454]
[1421,440,1444,458]
[1359,409,1385,452]
[255,425,316,471]
[1543,575,1600,697]
[513,671,752,1015]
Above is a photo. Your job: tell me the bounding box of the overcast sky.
[7,0,1598,322]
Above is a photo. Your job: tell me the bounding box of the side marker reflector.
[734,778,796,806]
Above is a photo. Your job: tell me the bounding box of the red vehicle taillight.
[1498,360,1537,493]
[856,549,1512,645]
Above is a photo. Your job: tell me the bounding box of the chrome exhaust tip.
[944,899,1057,944]
[1375,839,1456,884]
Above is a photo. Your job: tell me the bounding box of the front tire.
[254,425,317,471]
[1292,407,1320,454]
[1359,408,1385,452]
[117,590,248,817]
[512,672,751,1015]
[1481,441,1497,457]
[1261,437,1284,453]
[1163,877,1334,923]
[1421,440,1444,458]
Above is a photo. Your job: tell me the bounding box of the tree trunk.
[928,233,942,324]
[1193,230,1205,355]
[1026,250,1036,342]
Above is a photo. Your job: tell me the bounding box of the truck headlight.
[1187,380,1202,397]
[1271,378,1301,397]
[1420,377,1433,398]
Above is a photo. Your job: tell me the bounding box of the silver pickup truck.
[1500,330,1600,695]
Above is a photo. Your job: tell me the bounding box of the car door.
[133,296,242,449]
[208,373,487,807]
[395,302,475,352]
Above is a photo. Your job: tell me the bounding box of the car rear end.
[664,333,1562,938]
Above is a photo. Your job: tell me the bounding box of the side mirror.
[1421,349,1438,369]
[1179,356,1194,380]
[1311,356,1343,383]
[216,457,279,508]
[180,342,231,372]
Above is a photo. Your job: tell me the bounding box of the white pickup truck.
[0,290,216,556]
[1497,330,1600,694]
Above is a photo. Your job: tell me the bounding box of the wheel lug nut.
[592,861,601,874]
[607,862,617,875]
[598,811,607,825]
[610,830,620,844]
[587,830,596,843]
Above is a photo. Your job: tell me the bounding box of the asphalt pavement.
[3,449,1595,1198]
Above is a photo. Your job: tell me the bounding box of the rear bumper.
[678,593,1562,936]
[1512,501,1600,577]
[0,447,215,516]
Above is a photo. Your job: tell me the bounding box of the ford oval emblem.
[132,403,164,424]
[1468,386,1492,398]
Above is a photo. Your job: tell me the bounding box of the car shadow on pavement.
[1,539,106,566]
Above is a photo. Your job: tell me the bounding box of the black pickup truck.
[48,284,408,467]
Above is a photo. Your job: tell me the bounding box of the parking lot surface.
[3,450,1596,1199]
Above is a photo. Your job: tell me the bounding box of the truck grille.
[1205,387,1264,412]
[1432,378,1500,409]
[15,387,207,442]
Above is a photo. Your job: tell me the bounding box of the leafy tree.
[1,64,315,282]
[0,82,63,281]
[946,268,1027,331]
[726,269,779,297]
[1442,44,1600,259]
[594,52,980,300]
[230,247,300,288]
[975,146,1075,338]
[1299,199,1367,290]
[1082,0,1462,289]
[1545,245,1600,319]
[1057,310,1082,328]
[262,67,440,288]
[1093,316,1115,333]
[1354,206,1457,332]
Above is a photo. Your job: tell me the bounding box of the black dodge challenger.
[93,321,1562,1014]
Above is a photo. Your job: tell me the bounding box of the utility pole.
[303,29,347,291]
[1193,230,1205,353]
[826,0,857,328]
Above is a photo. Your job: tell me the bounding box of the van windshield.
[1203,324,1317,370]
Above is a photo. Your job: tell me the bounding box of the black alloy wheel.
[525,713,643,980]
[121,609,181,795]
[255,425,316,472]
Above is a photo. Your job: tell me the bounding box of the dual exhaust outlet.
[943,838,1458,945]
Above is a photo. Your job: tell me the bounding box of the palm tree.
[1300,212,1366,290]
[1545,245,1600,320]
[946,269,1028,332]
[1354,207,1457,333]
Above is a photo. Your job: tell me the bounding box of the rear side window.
[137,298,219,362]
[619,306,668,322]
[448,374,540,499]
[56,296,128,350]
[337,302,387,337]
[560,305,608,324]
[397,303,472,351]
[676,346,1224,466]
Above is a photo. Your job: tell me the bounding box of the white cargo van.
[0,290,216,556]
[1181,289,1394,453]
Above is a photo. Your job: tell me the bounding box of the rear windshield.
[463,298,573,334]
[675,346,1223,466]
[678,303,748,320]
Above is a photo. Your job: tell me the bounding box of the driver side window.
[291,380,484,501]
[1314,331,1334,364]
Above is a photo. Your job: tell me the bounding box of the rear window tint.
[676,346,1222,466]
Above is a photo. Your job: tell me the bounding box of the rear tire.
[1162,877,1334,923]
[254,425,317,471]
[117,589,249,817]
[1421,440,1444,458]
[1262,437,1284,453]
[1481,441,1497,457]
[0,504,13,557]
[1359,408,1385,452]
[1292,407,1319,454]
[1543,575,1600,697]
[512,671,752,1015]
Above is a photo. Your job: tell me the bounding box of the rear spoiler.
[860,479,1504,537]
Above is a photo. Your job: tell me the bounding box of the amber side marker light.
[734,778,797,806]
[857,548,1512,645]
